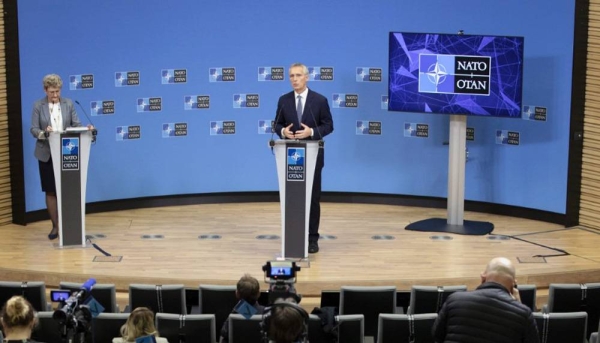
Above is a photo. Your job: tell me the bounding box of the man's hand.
[294,123,312,139]
[511,285,521,303]
[283,123,295,139]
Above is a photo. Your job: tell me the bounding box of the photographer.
[219,274,265,343]
[0,296,42,343]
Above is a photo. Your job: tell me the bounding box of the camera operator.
[0,296,42,343]
[219,274,265,343]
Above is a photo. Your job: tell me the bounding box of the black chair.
[308,313,331,343]
[198,284,238,336]
[0,281,50,312]
[591,331,598,343]
[336,314,364,343]
[340,286,396,342]
[227,313,263,343]
[545,283,600,338]
[320,290,340,308]
[518,284,537,312]
[155,313,216,343]
[407,285,467,314]
[377,313,437,343]
[92,313,129,343]
[129,284,186,314]
[60,281,119,313]
[534,312,587,343]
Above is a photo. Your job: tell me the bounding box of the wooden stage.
[2,203,600,297]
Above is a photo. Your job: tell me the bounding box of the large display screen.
[389,32,524,117]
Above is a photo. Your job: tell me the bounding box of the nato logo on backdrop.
[115,71,140,87]
[404,123,429,138]
[287,148,305,181]
[356,68,382,82]
[61,138,79,171]
[233,94,259,108]
[162,123,187,137]
[418,54,491,95]
[258,67,285,81]
[210,121,235,135]
[496,130,520,145]
[209,67,235,82]
[381,95,388,110]
[137,97,162,112]
[356,121,382,135]
[91,101,115,116]
[522,105,547,121]
[116,126,141,141]
[332,94,358,108]
[162,69,187,84]
[69,74,94,90]
[184,95,210,110]
[308,67,334,81]
[258,120,274,134]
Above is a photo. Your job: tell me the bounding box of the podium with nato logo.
[48,128,93,247]
[272,140,319,259]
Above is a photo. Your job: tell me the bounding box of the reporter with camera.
[220,274,265,343]
[0,296,42,343]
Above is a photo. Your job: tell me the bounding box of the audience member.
[0,296,41,343]
[265,298,307,343]
[432,257,539,343]
[220,274,265,343]
[113,307,168,343]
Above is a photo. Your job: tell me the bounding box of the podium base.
[273,255,311,269]
[406,218,494,236]
[53,242,92,249]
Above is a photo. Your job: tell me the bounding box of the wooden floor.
[2,203,600,297]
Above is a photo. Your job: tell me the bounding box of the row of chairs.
[1,281,599,341]
[1,310,595,343]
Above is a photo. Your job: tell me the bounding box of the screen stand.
[406,115,494,235]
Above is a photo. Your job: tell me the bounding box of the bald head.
[481,257,516,291]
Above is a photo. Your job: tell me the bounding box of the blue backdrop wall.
[18,0,575,214]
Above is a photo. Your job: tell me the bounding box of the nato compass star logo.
[209,68,220,82]
[308,67,319,81]
[91,102,101,115]
[258,120,272,134]
[426,62,448,87]
[162,124,174,137]
[496,130,507,144]
[522,106,535,120]
[62,139,78,155]
[333,94,344,107]
[404,123,416,137]
[184,96,196,110]
[70,76,80,89]
[210,121,221,135]
[356,121,369,135]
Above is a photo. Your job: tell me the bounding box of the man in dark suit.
[274,63,334,253]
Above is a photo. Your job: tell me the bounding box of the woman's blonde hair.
[42,74,63,89]
[120,307,159,341]
[0,296,37,330]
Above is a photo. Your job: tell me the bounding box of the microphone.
[307,101,324,148]
[72,277,97,302]
[74,100,98,138]
[270,103,285,152]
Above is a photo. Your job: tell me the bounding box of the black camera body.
[262,260,302,304]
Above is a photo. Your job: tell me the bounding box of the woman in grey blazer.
[30,74,86,240]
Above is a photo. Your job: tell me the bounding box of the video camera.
[52,278,96,342]
[262,261,301,305]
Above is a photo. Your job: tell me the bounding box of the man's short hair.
[267,300,307,343]
[237,274,260,304]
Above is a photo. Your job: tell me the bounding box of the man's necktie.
[296,95,303,124]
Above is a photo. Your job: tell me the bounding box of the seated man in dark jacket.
[432,257,539,343]
[220,274,265,343]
